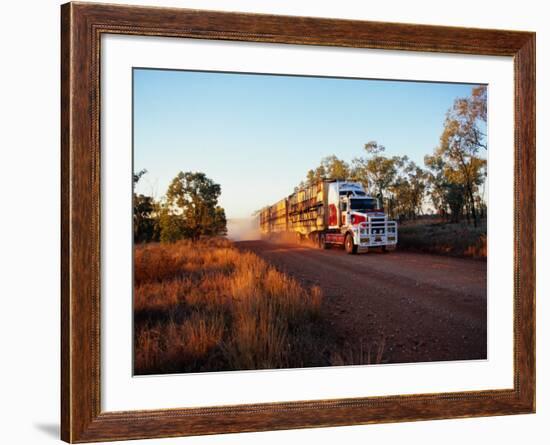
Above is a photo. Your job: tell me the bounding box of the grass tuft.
[134,239,330,374]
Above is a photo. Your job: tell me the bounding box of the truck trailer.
[259,180,398,254]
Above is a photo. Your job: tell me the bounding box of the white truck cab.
[326,181,398,253]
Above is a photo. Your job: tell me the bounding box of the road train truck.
[259,180,398,254]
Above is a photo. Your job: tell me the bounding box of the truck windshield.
[350,198,377,212]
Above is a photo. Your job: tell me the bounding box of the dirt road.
[235,240,486,365]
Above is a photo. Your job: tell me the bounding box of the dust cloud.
[226,217,261,241]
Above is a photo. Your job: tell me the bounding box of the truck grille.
[369,218,386,235]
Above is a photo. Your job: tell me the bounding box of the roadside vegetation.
[133,170,227,244]
[397,217,487,259]
[135,238,363,374]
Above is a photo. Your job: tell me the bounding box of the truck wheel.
[345,233,357,254]
[383,245,396,253]
[319,233,329,249]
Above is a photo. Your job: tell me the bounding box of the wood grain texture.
[60,2,536,442]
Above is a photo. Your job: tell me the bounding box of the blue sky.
[133,68,483,219]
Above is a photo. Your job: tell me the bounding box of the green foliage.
[211,206,228,237]
[162,171,227,242]
[134,194,160,243]
[444,183,466,223]
[133,169,160,243]
[351,144,400,203]
[159,209,186,243]
[350,143,430,220]
[303,155,350,187]
[387,160,429,220]
[321,155,350,180]
[424,154,448,214]
[133,169,227,244]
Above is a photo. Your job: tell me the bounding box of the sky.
[133,68,484,219]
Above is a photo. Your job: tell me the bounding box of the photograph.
[132,68,488,376]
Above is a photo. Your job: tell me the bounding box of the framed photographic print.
[61,2,535,442]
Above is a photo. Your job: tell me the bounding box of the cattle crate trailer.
[259,180,398,254]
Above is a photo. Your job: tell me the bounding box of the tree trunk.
[466,185,478,227]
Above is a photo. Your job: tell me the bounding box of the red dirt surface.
[235,240,486,364]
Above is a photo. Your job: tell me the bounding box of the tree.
[450,86,487,152]
[471,85,487,124]
[211,206,228,237]
[401,160,428,217]
[133,169,160,243]
[303,155,350,186]
[320,155,350,180]
[445,183,466,223]
[382,157,428,220]
[161,171,226,241]
[434,93,487,226]
[351,142,400,209]
[159,207,185,243]
[134,194,160,242]
[423,86,487,225]
[424,154,450,217]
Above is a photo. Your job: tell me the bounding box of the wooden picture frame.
[61,2,535,442]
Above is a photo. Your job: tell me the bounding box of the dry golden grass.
[134,238,328,374]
